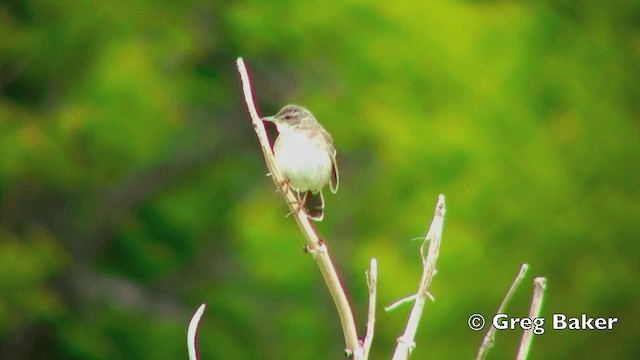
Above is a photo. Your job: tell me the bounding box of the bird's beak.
[261,115,274,122]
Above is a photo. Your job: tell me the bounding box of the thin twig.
[516,277,547,360]
[187,304,206,360]
[391,195,446,360]
[363,258,378,359]
[236,58,361,359]
[385,294,418,312]
[475,264,529,360]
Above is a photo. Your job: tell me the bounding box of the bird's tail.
[304,191,324,222]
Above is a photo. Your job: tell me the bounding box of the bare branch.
[475,263,529,360]
[236,58,361,358]
[385,294,418,313]
[516,277,547,360]
[187,304,206,360]
[391,195,446,360]
[363,258,378,359]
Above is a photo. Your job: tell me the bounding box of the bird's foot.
[275,178,291,194]
[285,191,308,218]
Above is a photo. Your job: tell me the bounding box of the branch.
[475,263,529,360]
[236,58,361,358]
[385,295,417,312]
[516,277,547,360]
[187,304,206,360]
[363,258,378,359]
[391,195,446,360]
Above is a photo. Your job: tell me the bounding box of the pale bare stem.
[391,195,446,360]
[363,258,378,359]
[187,304,206,360]
[236,58,362,359]
[475,264,530,360]
[385,294,418,312]
[516,277,547,360]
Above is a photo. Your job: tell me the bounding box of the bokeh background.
[1,0,639,359]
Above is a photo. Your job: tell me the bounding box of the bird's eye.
[284,115,292,120]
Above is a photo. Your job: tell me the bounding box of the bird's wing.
[325,132,339,194]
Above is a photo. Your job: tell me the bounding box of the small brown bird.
[262,105,339,221]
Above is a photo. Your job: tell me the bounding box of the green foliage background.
[1,0,639,359]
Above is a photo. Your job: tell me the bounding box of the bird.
[262,105,338,221]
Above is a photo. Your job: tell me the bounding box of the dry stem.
[475,264,529,360]
[187,304,206,360]
[236,58,361,358]
[516,277,547,360]
[363,258,378,359]
[391,195,446,360]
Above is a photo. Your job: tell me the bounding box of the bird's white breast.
[274,131,332,193]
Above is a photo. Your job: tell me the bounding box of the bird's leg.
[285,191,308,218]
[276,177,310,219]
[275,177,291,194]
